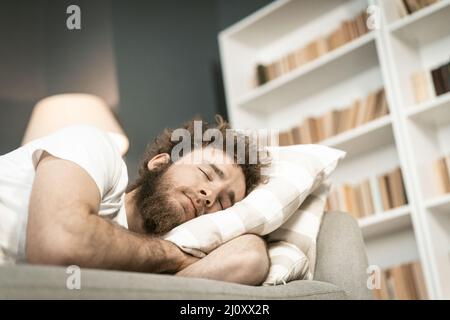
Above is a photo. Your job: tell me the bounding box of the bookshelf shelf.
[406,92,450,126]
[321,115,393,160]
[237,32,377,113]
[424,193,450,212]
[221,0,347,49]
[359,206,411,239]
[389,0,450,46]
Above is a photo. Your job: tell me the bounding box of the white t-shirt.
[0,125,129,264]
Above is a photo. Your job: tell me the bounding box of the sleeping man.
[0,116,269,285]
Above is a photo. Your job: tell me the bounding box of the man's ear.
[147,153,171,171]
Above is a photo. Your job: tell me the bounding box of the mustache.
[180,187,206,216]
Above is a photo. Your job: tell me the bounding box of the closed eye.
[199,167,211,181]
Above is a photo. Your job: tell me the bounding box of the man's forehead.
[177,146,235,165]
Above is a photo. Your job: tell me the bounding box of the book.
[327,188,339,212]
[290,126,302,145]
[342,20,354,42]
[256,64,268,85]
[354,96,367,127]
[395,0,409,17]
[378,174,392,210]
[310,117,321,143]
[410,261,429,300]
[374,89,389,118]
[336,108,350,134]
[440,62,450,93]
[434,157,450,194]
[316,114,327,142]
[431,66,446,96]
[316,37,329,56]
[374,261,429,300]
[299,118,312,144]
[385,269,398,299]
[278,131,288,146]
[411,70,432,104]
[360,179,375,216]
[373,270,391,300]
[279,131,294,146]
[304,41,320,63]
[331,109,340,136]
[403,0,424,13]
[279,55,289,75]
[363,91,379,123]
[354,184,366,217]
[445,155,450,183]
[287,52,297,72]
[388,167,407,208]
[355,12,368,36]
[266,63,276,82]
[343,185,359,218]
[271,60,283,79]
[348,100,361,129]
[390,264,418,300]
[322,110,336,140]
[295,46,308,67]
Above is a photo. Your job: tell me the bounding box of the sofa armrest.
[314,211,372,300]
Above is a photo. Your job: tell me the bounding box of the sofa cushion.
[0,265,346,299]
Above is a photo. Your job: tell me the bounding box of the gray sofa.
[0,212,372,299]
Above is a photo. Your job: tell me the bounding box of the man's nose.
[198,187,217,208]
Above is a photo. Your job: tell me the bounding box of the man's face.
[136,147,246,235]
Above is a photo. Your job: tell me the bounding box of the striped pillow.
[263,181,330,285]
[163,145,345,282]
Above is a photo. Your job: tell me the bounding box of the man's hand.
[164,241,200,273]
[26,152,188,273]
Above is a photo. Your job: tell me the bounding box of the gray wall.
[0,0,118,153]
[0,0,272,180]
[0,1,47,153]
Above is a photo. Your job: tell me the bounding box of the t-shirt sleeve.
[29,125,122,199]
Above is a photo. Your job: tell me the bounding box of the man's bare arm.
[176,234,269,285]
[26,153,195,273]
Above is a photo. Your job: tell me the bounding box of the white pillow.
[263,181,330,285]
[163,145,346,261]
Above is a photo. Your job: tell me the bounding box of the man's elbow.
[242,248,270,286]
[231,234,270,286]
[26,228,89,266]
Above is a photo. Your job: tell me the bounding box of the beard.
[133,163,185,236]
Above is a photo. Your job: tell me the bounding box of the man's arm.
[175,234,269,285]
[26,153,196,273]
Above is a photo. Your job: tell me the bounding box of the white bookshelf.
[359,205,411,239]
[219,0,450,299]
[425,193,450,212]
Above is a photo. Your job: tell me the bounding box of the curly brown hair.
[129,115,266,195]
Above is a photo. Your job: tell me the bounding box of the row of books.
[325,167,408,219]
[373,261,428,300]
[326,179,375,219]
[395,0,440,17]
[278,88,389,146]
[256,10,370,86]
[411,59,450,104]
[433,153,450,195]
